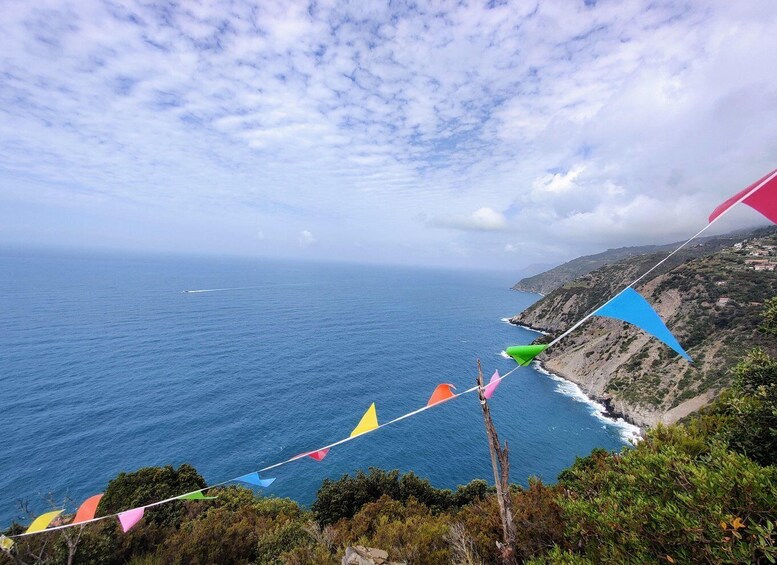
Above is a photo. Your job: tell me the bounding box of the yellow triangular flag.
[350,403,379,437]
[25,510,63,534]
[0,535,14,551]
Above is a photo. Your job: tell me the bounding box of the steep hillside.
[512,228,770,295]
[510,228,777,427]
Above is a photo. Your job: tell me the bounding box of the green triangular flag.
[505,344,548,366]
[177,491,217,501]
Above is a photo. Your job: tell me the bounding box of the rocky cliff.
[510,229,777,427]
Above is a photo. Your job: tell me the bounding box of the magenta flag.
[484,370,501,399]
[118,507,144,533]
[709,169,777,224]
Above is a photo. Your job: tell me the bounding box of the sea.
[0,250,639,526]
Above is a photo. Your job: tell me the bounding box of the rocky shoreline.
[536,358,645,435]
[506,317,551,335]
[508,317,645,435]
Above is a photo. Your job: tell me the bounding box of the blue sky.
[1,0,775,269]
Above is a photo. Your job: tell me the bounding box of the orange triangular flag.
[427,383,456,406]
[72,494,103,524]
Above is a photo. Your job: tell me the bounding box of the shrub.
[718,348,777,466]
[159,506,265,564]
[100,464,206,528]
[554,426,777,563]
[331,496,453,565]
[312,468,487,525]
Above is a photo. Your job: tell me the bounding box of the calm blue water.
[0,251,631,526]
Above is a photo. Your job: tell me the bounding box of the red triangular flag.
[709,169,777,224]
[308,448,330,461]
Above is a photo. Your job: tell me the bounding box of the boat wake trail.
[182,286,261,294]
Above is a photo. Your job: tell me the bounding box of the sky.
[0,0,776,271]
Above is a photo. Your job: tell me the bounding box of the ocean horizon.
[0,250,636,527]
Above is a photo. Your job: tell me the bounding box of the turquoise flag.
[235,473,275,488]
[594,288,692,362]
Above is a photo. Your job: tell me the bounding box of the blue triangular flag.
[235,472,276,488]
[594,288,692,362]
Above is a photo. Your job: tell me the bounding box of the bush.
[331,496,454,565]
[159,505,265,564]
[312,468,487,525]
[100,464,206,528]
[760,297,777,335]
[717,348,777,466]
[456,480,567,564]
[554,425,777,563]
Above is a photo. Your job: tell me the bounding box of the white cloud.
[429,207,508,232]
[0,1,775,268]
[298,230,316,248]
[532,166,586,195]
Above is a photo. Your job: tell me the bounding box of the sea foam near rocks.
[532,361,642,444]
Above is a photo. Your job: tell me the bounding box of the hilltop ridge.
[512,227,772,296]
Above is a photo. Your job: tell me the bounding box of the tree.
[312,468,485,526]
[99,464,206,528]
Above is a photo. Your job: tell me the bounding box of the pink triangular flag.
[308,448,330,461]
[118,507,144,533]
[484,370,501,399]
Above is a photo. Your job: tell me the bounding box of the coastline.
[511,286,545,297]
[505,318,644,442]
[531,360,644,442]
[502,317,552,335]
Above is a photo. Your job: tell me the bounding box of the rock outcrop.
[342,546,406,565]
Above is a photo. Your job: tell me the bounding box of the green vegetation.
[312,468,488,525]
[522,231,777,414]
[3,305,776,564]
[708,348,777,467]
[762,297,777,336]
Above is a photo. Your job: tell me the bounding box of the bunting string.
[7,365,523,539]
[4,168,775,543]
